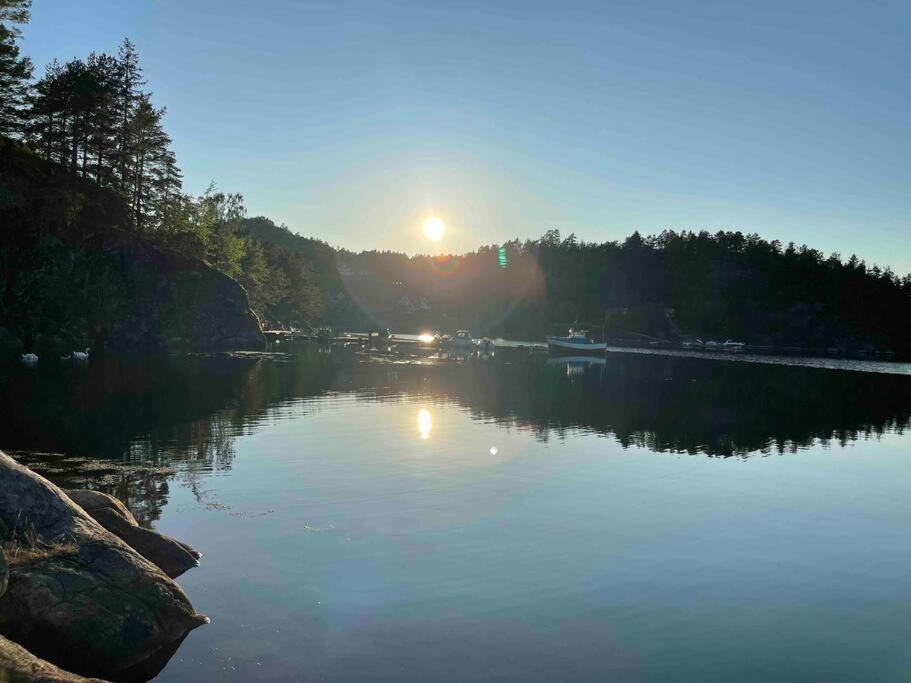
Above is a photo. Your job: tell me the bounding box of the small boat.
[722,339,745,351]
[545,328,607,355]
[448,330,475,349]
[704,340,723,349]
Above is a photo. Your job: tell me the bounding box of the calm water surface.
[3,347,911,681]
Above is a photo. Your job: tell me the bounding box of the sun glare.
[423,217,445,241]
[417,408,433,440]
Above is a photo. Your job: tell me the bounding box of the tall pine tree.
[0,0,33,136]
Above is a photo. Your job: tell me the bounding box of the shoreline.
[0,450,206,682]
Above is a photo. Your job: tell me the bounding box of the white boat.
[704,340,723,349]
[443,330,475,349]
[723,339,745,351]
[545,328,607,355]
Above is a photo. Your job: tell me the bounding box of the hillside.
[255,225,911,354]
[0,138,264,354]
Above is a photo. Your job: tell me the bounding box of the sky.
[20,0,911,271]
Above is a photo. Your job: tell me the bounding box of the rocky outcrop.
[0,635,107,683]
[91,231,266,353]
[0,451,207,680]
[0,138,265,354]
[0,548,6,600]
[64,489,200,579]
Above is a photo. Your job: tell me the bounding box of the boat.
[722,339,745,351]
[704,340,723,349]
[545,328,607,355]
[443,330,475,350]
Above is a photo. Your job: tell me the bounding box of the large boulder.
[62,490,135,524]
[95,231,266,353]
[64,489,200,579]
[0,635,107,683]
[0,451,208,680]
[0,547,6,599]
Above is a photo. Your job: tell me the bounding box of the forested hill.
[0,4,323,353]
[250,223,911,354]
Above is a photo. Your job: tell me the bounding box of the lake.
[3,346,911,681]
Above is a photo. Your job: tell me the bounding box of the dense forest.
[2,1,911,355]
[249,222,911,352]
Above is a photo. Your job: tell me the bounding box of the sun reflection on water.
[417,408,433,440]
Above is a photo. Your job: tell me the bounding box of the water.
[3,347,911,681]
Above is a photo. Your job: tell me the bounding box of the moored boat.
[442,330,475,349]
[545,328,607,355]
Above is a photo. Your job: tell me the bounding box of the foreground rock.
[64,489,200,579]
[0,635,107,683]
[0,548,6,599]
[0,451,207,680]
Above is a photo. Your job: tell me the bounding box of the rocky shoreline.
[0,450,206,682]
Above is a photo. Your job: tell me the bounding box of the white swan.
[21,353,38,363]
[72,348,90,361]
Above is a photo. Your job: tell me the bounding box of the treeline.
[316,228,911,353]
[0,1,323,330]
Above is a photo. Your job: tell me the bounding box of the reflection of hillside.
[3,350,911,526]
[0,355,262,524]
[321,354,911,458]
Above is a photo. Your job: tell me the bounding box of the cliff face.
[92,232,266,353]
[0,138,265,353]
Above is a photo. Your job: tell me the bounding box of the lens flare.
[418,333,435,343]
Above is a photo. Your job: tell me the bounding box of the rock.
[0,635,108,682]
[93,231,266,353]
[0,547,6,599]
[63,489,137,525]
[63,489,200,578]
[0,451,208,680]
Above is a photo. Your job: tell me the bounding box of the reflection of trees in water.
[3,349,911,524]
[0,355,266,525]
[332,354,911,458]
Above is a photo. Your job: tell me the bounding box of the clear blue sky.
[21,0,911,271]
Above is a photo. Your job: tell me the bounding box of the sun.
[422,217,445,241]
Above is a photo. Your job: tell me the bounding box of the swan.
[72,348,90,361]
[21,353,38,363]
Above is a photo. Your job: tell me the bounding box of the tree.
[126,95,171,230]
[113,38,144,190]
[0,0,33,136]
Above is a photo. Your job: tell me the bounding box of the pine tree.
[84,52,120,185]
[0,0,33,137]
[113,38,144,191]
[127,95,169,230]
